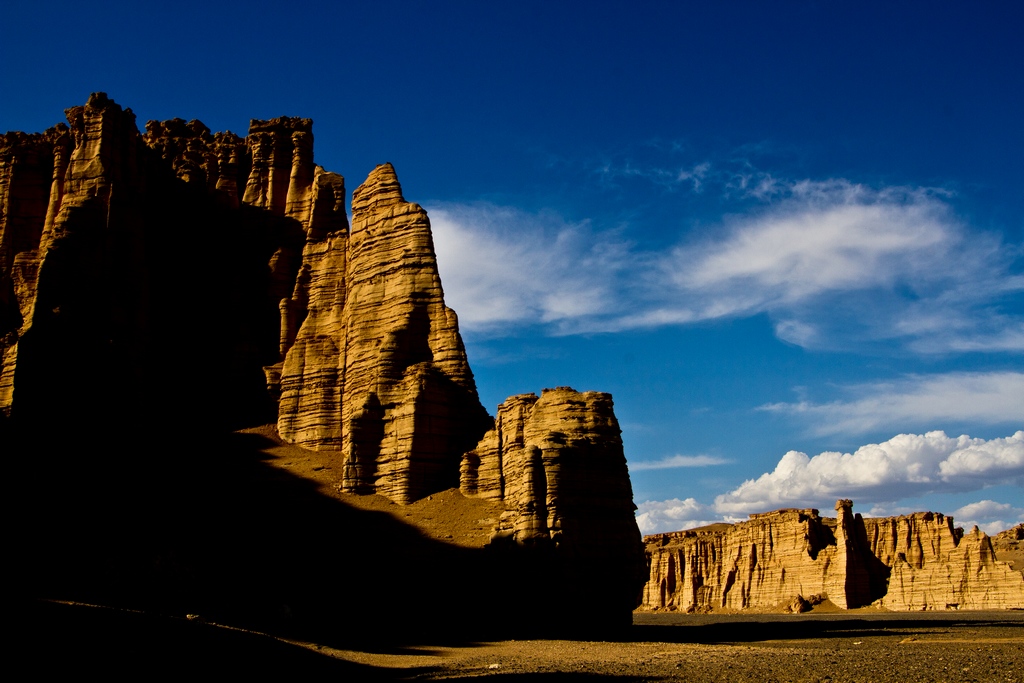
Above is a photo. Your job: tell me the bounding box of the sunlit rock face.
[641,500,1024,612]
[275,162,492,504]
[461,386,647,623]
[865,513,1024,610]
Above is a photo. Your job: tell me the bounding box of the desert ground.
[23,599,1024,680]
[18,426,1023,680]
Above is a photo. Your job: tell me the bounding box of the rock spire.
[273,162,491,503]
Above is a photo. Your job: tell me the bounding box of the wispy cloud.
[712,431,1024,516]
[429,203,638,334]
[428,178,1023,352]
[760,371,1024,436]
[594,159,711,192]
[629,454,730,471]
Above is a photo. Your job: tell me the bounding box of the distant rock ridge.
[641,499,1024,612]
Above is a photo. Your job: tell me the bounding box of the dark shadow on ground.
[628,611,1024,645]
[8,421,634,668]
[17,599,403,678]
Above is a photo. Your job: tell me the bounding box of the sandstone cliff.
[2,94,491,507]
[641,500,1024,612]
[992,523,1023,573]
[865,513,1024,611]
[462,388,639,550]
[274,162,491,503]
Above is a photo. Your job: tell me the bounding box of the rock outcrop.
[992,523,1024,574]
[462,388,639,550]
[0,93,306,428]
[641,500,1024,612]
[865,513,1024,611]
[461,387,646,619]
[2,94,151,422]
[1,95,491,505]
[274,162,491,503]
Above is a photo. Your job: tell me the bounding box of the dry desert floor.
[19,426,1024,680]
[24,600,1024,681]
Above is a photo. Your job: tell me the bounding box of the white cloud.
[676,184,951,302]
[953,499,1014,520]
[713,431,1024,516]
[761,371,1024,436]
[950,500,1024,536]
[629,454,730,471]
[429,203,637,334]
[635,498,733,535]
[428,179,1023,352]
[593,157,712,192]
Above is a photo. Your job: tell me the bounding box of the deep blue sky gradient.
[4,1,1021,532]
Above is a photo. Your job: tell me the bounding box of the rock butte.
[641,500,1024,613]
[1,93,644,627]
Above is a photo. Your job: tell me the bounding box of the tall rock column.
[275,168,349,446]
[338,163,489,503]
[822,499,873,609]
[274,162,489,504]
[1,93,147,422]
[0,130,56,415]
[242,117,313,304]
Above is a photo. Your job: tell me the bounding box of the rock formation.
[461,387,641,550]
[1,94,491,508]
[4,95,646,630]
[865,513,1024,610]
[461,387,646,619]
[273,162,491,503]
[1,93,306,428]
[641,500,1024,612]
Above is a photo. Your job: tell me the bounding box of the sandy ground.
[236,424,506,547]
[24,600,1024,681]
[19,425,1023,680]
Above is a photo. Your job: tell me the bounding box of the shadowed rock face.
[1,93,303,429]
[641,500,1024,612]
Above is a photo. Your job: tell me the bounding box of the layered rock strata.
[2,94,149,421]
[461,387,646,617]
[2,94,491,506]
[865,513,1024,610]
[274,163,491,503]
[461,388,640,550]
[641,500,1024,612]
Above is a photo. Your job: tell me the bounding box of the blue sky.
[4,2,1021,534]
